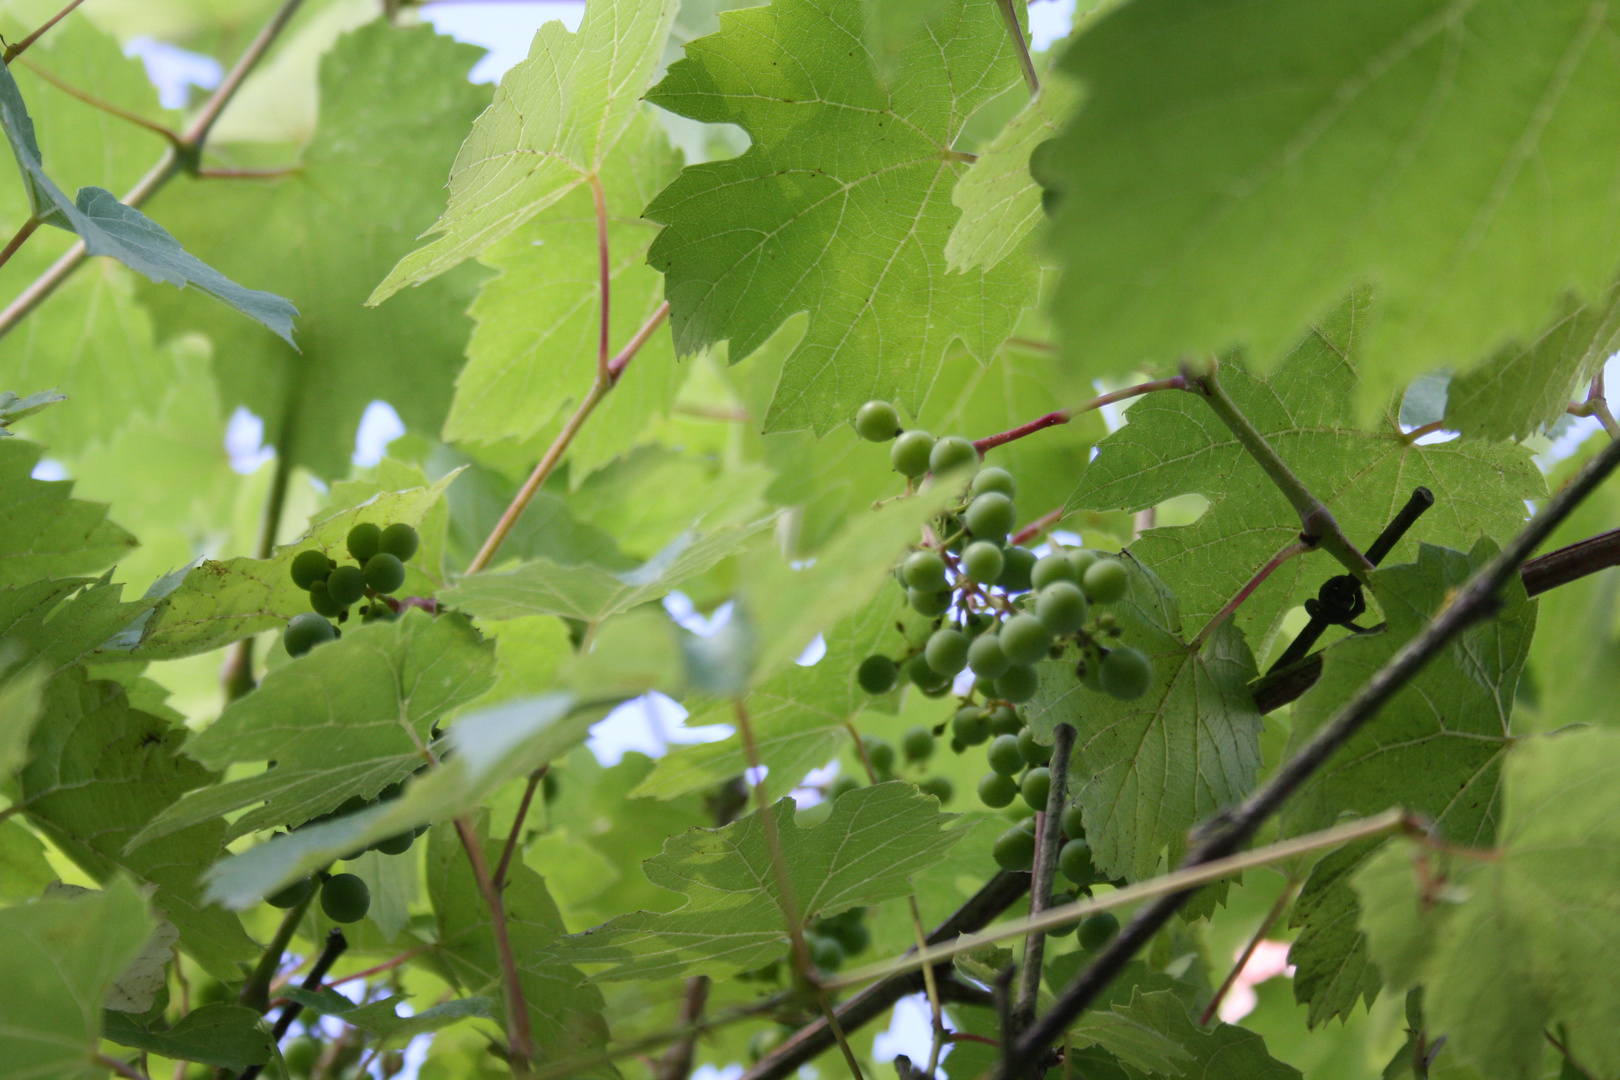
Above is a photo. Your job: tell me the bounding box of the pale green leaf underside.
[371,0,678,301]
[1038,0,1620,417]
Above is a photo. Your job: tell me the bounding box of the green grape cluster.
[824,730,954,807]
[264,778,427,919]
[284,522,420,656]
[805,906,871,972]
[989,802,1118,948]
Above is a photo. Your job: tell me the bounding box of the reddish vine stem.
[495,766,547,890]
[973,376,1188,454]
[1010,508,1064,547]
[0,218,39,271]
[1192,540,1314,649]
[324,944,433,989]
[591,174,611,380]
[15,58,184,145]
[453,817,534,1075]
[1398,420,1448,444]
[2,0,87,64]
[1198,881,1297,1026]
[1015,723,1074,1031]
[991,0,1039,94]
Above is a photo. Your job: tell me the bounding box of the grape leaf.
[0,389,64,434]
[135,611,492,851]
[0,877,152,1080]
[445,112,683,479]
[945,74,1080,272]
[0,437,135,589]
[1024,552,1262,882]
[131,473,456,660]
[279,988,492,1041]
[0,575,154,684]
[642,0,1039,433]
[0,658,45,783]
[1071,289,1544,656]
[558,782,966,980]
[1036,0,1620,417]
[371,0,678,300]
[427,820,614,1078]
[1355,728,1620,1080]
[140,23,492,477]
[20,670,256,979]
[101,1004,274,1071]
[0,818,55,900]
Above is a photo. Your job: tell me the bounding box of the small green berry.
[952,705,991,746]
[965,492,1016,540]
[1083,558,1129,604]
[891,430,936,477]
[908,587,953,617]
[903,549,949,591]
[857,655,899,695]
[1035,581,1089,635]
[1031,554,1078,591]
[266,876,314,909]
[1059,839,1095,886]
[1017,726,1053,766]
[908,653,951,692]
[925,627,970,676]
[917,775,954,805]
[929,436,978,476]
[997,547,1036,592]
[308,580,344,618]
[967,633,1011,679]
[961,540,1005,584]
[379,523,420,562]
[284,612,335,657]
[999,614,1051,666]
[855,400,901,442]
[327,565,368,607]
[994,664,1040,703]
[1021,766,1051,810]
[987,734,1023,775]
[902,726,935,763]
[1099,647,1152,700]
[864,738,896,774]
[978,772,1019,808]
[993,826,1037,872]
[806,934,845,971]
[364,552,406,594]
[1061,802,1086,839]
[346,522,382,563]
[290,549,333,590]
[971,467,1015,498]
[1079,911,1120,952]
[320,873,371,924]
[988,704,1022,736]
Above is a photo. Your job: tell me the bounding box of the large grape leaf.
[0,437,135,589]
[427,820,614,1078]
[0,877,152,1080]
[131,473,456,660]
[1355,728,1620,1080]
[558,782,965,980]
[18,670,255,979]
[1071,290,1543,656]
[1281,541,1532,1026]
[370,0,678,300]
[1036,0,1620,418]
[642,0,1039,434]
[140,22,492,477]
[101,1004,274,1072]
[445,112,683,479]
[1024,552,1263,883]
[0,575,153,682]
[133,610,494,847]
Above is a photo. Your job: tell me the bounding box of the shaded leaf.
[0,438,135,590]
[102,1004,274,1071]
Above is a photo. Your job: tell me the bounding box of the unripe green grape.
[283,1037,321,1078]
[363,603,399,623]
[855,400,901,442]
[998,614,1051,666]
[290,549,333,590]
[327,565,368,607]
[891,430,935,477]
[346,522,382,563]
[961,541,1004,584]
[962,611,994,638]
[917,775,953,805]
[929,436,978,476]
[1047,893,1082,936]
[925,627,969,676]
[824,918,871,956]
[374,831,414,856]
[971,467,1016,498]
[1061,803,1086,839]
[902,726,935,763]
[1079,911,1120,952]
[1017,726,1053,766]
[952,705,991,746]
[987,734,1023,776]
[1059,838,1095,886]
[284,612,335,657]
[908,654,951,693]
[1031,553,1078,591]
[988,705,1022,736]
[1099,647,1152,700]
[827,775,861,802]
[903,549,948,592]
[1015,814,1038,834]
[967,633,1010,679]
[1021,767,1051,810]
[1066,549,1098,580]
[364,552,406,594]
[857,655,899,695]
[320,873,371,923]
[908,586,953,617]
[994,664,1040,703]
[978,771,1018,808]
[993,826,1036,872]
[806,933,845,971]
[1036,581,1089,635]
[379,523,420,562]
[266,875,314,909]
[1082,558,1129,603]
[965,492,1016,539]
[996,546,1036,592]
[864,738,896,775]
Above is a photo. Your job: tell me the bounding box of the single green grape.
[908,586,953,617]
[962,610,994,638]
[988,705,1022,737]
[1066,549,1098,580]
[1059,838,1095,886]
[807,933,845,971]
[1061,802,1086,839]
[903,549,949,592]
[978,771,1019,808]
[952,705,991,746]
[996,546,1036,593]
[1078,911,1120,952]
[362,603,399,623]
[379,522,420,562]
[1031,553,1078,591]
[987,734,1024,775]
[908,654,951,693]
[902,726,935,763]
[891,430,935,477]
[1035,581,1089,635]
[965,492,1016,539]
[1082,558,1129,603]
[855,400,901,442]
[925,627,970,676]
[320,873,371,923]
[1099,646,1152,700]
[998,613,1051,666]
[373,832,414,856]
[857,655,899,695]
[820,915,870,955]
[364,552,406,594]
[327,565,368,607]
[929,436,978,475]
[1021,766,1051,810]
[827,775,861,802]
[1017,726,1053,766]
[290,549,333,590]
[917,775,953,805]
[346,522,382,563]
[864,738,896,774]
[970,467,1015,498]
[282,1037,321,1078]
[967,633,1011,679]
[266,876,314,909]
[993,825,1037,872]
[994,664,1040,703]
[284,612,335,657]
[961,540,1005,584]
